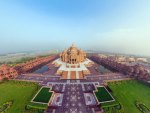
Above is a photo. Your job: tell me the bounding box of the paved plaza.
[14,58,132,113]
[54,84,97,113]
[53,58,93,79]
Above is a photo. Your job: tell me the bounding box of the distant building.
[136,58,147,62]
[98,54,108,58]
[127,57,136,62]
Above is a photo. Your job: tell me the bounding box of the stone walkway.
[54,84,95,113]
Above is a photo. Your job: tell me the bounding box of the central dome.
[68,44,78,54]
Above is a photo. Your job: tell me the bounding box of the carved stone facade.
[91,55,150,82]
[60,44,86,64]
[0,55,57,81]
[0,64,18,80]
[15,56,57,73]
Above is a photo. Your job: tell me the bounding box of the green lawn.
[108,80,150,113]
[0,80,39,113]
[95,87,114,103]
[33,87,52,103]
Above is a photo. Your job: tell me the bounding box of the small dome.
[0,70,3,74]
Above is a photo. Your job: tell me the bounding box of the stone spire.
[72,43,76,47]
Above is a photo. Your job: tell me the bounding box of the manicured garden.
[101,101,123,113]
[95,86,114,103]
[33,87,53,103]
[108,80,150,113]
[0,80,40,113]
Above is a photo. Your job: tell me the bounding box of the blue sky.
[0,0,150,56]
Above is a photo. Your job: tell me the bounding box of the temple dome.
[60,44,86,64]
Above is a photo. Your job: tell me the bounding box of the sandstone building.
[0,64,18,80]
[60,44,86,64]
[0,55,57,81]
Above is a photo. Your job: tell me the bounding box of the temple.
[60,43,86,64]
[53,44,93,79]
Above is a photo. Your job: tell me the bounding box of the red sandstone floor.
[61,71,84,80]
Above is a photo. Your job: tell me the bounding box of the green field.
[108,80,150,113]
[0,80,39,113]
[95,87,114,103]
[33,87,52,103]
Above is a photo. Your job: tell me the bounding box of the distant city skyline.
[0,0,150,56]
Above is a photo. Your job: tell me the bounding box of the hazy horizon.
[0,0,150,56]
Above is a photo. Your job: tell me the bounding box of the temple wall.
[0,55,57,81]
[90,55,150,81]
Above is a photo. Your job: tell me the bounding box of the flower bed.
[135,100,150,113]
[0,100,13,113]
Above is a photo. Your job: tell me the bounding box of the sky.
[0,0,150,56]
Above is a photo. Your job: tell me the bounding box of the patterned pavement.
[54,84,96,113]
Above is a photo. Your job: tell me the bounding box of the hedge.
[0,100,13,113]
[26,102,47,111]
[135,100,150,113]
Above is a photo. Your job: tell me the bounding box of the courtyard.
[54,84,96,113]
